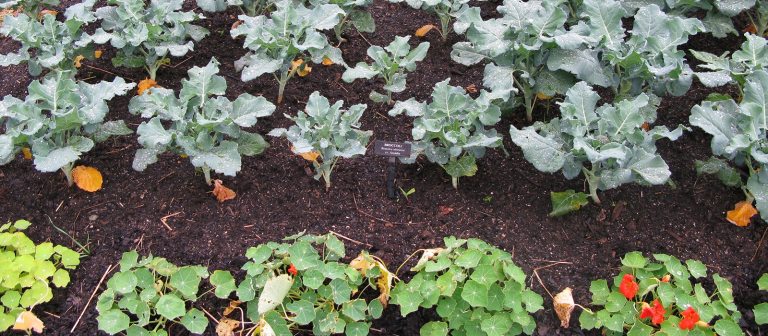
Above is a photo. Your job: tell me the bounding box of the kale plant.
[389,79,502,189]
[0,71,135,186]
[342,35,429,105]
[82,0,209,80]
[509,82,684,216]
[268,92,371,191]
[129,58,275,185]
[231,0,346,104]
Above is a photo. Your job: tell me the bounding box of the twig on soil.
[55,201,64,212]
[200,307,219,324]
[752,226,768,262]
[160,212,182,231]
[357,30,373,47]
[165,56,194,69]
[42,311,60,318]
[530,261,573,299]
[352,195,425,225]
[330,230,373,248]
[157,171,175,184]
[71,264,116,333]
[85,65,131,81]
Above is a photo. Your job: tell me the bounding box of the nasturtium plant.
[0,70,135,186]
[388,0,469,41]
[692,33,768,94]
[96,251,210,335]
[209,232,390,336]
[196,0,276,16]
[389,79,502,189]
[0,1,97,76]
[579,252,743,336]
[755,273,768,325]
[510,81,684,215]
[129,58,275,186]
[268,92,371,191]
[451,0,576,121]
[391,236,543,336]
[0,219,81,332]
[690,69,768,222]
[231,0,346,103]
[342,35,429,104]
[82,0,209,80]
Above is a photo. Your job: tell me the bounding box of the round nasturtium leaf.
[420,321,448,336]
[156,294,186,320]
[97,309,130,335]
[179,308,208,334]
[108,272,138,295]
[258,274,293,315]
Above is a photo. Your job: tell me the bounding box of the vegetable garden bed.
[0,0,767,335]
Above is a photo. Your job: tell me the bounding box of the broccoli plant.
[451,0,576,121]
[546,0,702,100]
[209,232,391,336]
[97,251,209,335]
[310,0,376,43]
[509,82,684,216]
[0,1,97,76]
[196,0,276,16]
[388,79,502,189]
[268,92,371,191]
[691,33,768,98]
[129,58,275,186]
[0,0,59,17]
[690,69,768,222]
[82,0,209,80]
[392,237,543,336]
[388,0,469,41]
[620,0,750,38]
[0,71,135,186]
[231,0,345,104]
[342,35,429,105]
[0,219,80,333]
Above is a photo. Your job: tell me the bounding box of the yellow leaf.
[322,57,334,66]
[536,92,552,100]
[222,300,241,317]
[22,147,32,160]
[74,55,85,68]
[216,317,240,336]
[72,165,103,192]
[553,287,575,328]
[349,252,394,306]
[415,24,435,37]
[726,200,757,227]
[137,78,160,95]
[291,146,320,162]
[12,311,44,333]
[94,49,103,59]
[212,179,236,203]
[179,154,188,159]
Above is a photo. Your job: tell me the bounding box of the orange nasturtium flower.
[21,147,32,160]
[639,299,666,326]
[287,264,298,276]
[137,78,160,95]
[618,274,639,299]
[290,59,311,77]
[660,274,671,283]
[322,57,334,66]
[679,306,700,330]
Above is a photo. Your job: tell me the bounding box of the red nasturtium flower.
[679,306,700,330]
[619,274,639,299]
[640,299,666,325]
[287,264,298,276]
[661,274,671,283]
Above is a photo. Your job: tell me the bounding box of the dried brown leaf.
[212,180,236,203]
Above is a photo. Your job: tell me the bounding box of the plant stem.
[202,164,212,186]
[582,167,601,204]
[62,163,74,186]
[451,176,459,189]
[438,14,451,42]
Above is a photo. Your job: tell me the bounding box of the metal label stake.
[373,140,412,199]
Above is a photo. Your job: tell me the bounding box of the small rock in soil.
[88,214,98,221]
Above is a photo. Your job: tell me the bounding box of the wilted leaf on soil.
[415,24,435,37]
[72,165,103,192]
[549,190,589,217]
[726,200,757,227]
[553,287,575,328]
[291,146,320,162]
[216,317,240,336]
[291,59,311,77]
[222,300,241,317]
[13,311,44,333]
[350,252,394,306]
[212,179,236,203]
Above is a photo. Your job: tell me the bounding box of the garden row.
[2,219,767,335]
[2,0,768,219]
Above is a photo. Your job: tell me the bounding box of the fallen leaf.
[216,317,240,336]
[745,23,757,34]
[12,311,44,333]
[94,50,103,59]
[350,252,394,306]
[74,55,85,68]
[465,84,477,93]
[415,24,435,37]
[553,288,575,328]
[726,200,757,227]
[536,92,552,100]
[222,300,241,317]
[137,78,160,95]
[37,9,57,20]
[438,205,454,216]
[322,57,334,66]
[22,147,32,160]
[641,122,651,131]
[72,165,103,192]
[291,146,320,162]
[212,179,236,203]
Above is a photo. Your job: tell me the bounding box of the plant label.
[373,140,411,157]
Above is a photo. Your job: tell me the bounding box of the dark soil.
[0,1,766,335]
